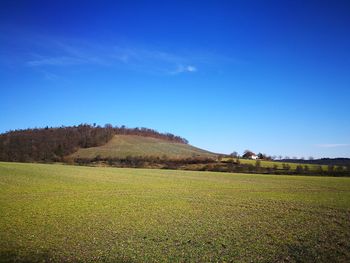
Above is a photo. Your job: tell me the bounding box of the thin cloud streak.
[170,65,197,75]
[112,46,198,75]
[19,35,245,76]
[25,39,199,75]
[27,56,85,66]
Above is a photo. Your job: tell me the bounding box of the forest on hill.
[0,124,188,162]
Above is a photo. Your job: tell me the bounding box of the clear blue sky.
[1,0,350,158]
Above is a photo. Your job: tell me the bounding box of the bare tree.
[230,151,238,158]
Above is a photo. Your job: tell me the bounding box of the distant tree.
[267,156,273,161]
[282,163,290,171]
[247,164,255,172]
[327,165,334,174]
[243,150,255,159]
[230,151,238,158]
[335,166,343,173]
[217,155,224,162]
[308,156,314,161]
[295,165,304,174]
[258,153,266,159]
[316,165,323,174]
[255,160,261,170]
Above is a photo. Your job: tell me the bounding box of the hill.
[0,124,191,162]
[70,134,216,159]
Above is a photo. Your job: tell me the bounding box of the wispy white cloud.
[186,65,197,72]
[41,71,58,80]
[315,144,350,148]
[2,30,243,76]
[20,35,243,76]
[26,41,199,75]
[170,64,197,74]
[26,40,108,67]
[27,56,85,66]
[111,46,198,75]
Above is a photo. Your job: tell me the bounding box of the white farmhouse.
[250,154,258,160]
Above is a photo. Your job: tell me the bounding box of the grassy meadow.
[71,135,216,159]
[224,157,331,171]
[1,162,350,262]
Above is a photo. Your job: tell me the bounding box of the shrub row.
[68,156,350,177]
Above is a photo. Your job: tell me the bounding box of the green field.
[225,157,330,171]
[1,162,350,262]
[71,135,216,159]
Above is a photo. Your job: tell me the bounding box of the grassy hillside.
[71,135,216,159]
[1,162,350,262]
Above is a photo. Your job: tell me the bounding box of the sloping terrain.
[70,135,216,159]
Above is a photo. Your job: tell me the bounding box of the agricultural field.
[225,157,330,171]
[1,162,350,262]
[70,135,216,159]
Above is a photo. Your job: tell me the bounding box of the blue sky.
[1,0,350,158]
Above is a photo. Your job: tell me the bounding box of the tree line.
[69,155,350,177]
[0,124,188,162]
